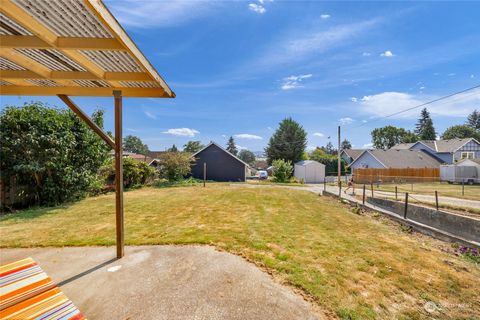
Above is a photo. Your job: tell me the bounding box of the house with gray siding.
[349,149,442,170]
[190,142,249,182]
[392,138,480,164]
[340,149,366,165]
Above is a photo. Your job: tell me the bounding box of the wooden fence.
[352,168,440,184]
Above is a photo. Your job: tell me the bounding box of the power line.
[350,84,480,128]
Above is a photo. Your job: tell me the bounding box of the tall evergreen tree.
[265,117,307,164]
[168,144,178,152]
[415,108,436,140]
[226,136,238,156]
[467,109,480,130]
[340,139,352,150]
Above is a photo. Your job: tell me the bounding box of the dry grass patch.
[1,185,479,319]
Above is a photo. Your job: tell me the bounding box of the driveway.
[1,245,322,320]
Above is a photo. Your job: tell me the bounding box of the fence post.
[362,184,366,205]
[404,192,408,219]
[462,179,465,196]
[435,191,439,211]
[339,181,342,197]
[395,186,398,201]
[371,183,374,198]
[203,162,206,187]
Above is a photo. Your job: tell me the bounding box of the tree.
[415,108,436,140]
[341,139,352,150]
[156,152,194,181]
[168,144,178,152]
[271,159,293,182]
[0,102,109,207]
[183,141,204,153]
[123,135,149,155]
[441,125,480,141]
[324,141,336,155]
[265,117,307,164]
[371,126,418,149]
[226,136,238,156]
[238,149,256,165]
[309,148,347,175]
[467,110,480,130]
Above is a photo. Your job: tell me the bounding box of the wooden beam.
[57,94,115,149]
[0,35,125,51]
[0,78,33,86]
[0,48,51,78]
[0,70,151,81]
[84,0,174,98]
[0,1,117,86]
[0,85,168,97]
[113,90,124,259]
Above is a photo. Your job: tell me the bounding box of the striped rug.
[0,257,86,320]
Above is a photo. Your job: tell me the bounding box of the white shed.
[294,160,325,183]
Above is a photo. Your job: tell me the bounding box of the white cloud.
[237,145,247,150]
[320,14,330,19]
[253,19,379,69]
[419,86,425,90]
[448,73,456,76]
[163,128,200,137]
[126,128,139,132]
[363,143,373,148]
[249,3,266,14]
[358,90,480,118]
[267,126,273,131]
[380,50,394,57]
[108,0,216,28]
[144,111,157,119]
[313,132,324,137]
[471,74,475,78]
[307,145,316,151]
[350,97,358,102]
[221,134,227,138]
[339,117,354,125]
[281,74,312,90]
[234,133,263,140]
[362,52,371,56]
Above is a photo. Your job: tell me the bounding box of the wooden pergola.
[0,0,175,258]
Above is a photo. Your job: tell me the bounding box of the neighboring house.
[340,149,367,165]
[440,158,480,183]
[294,160,325,183]
[190,142,250,182]
[392,138,480,164]
[109,151,153,163]
[148,151,167,159]
[349,149,443,170]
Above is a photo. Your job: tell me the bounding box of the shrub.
[100,157,156,189]
[0,102,109,207]
[272,159,293,183]
[156,152,195,181]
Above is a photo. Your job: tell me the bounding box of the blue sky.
[1,0,480,152]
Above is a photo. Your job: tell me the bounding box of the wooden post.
[435,191,439,211]
[362,184,366,205]
[404,192,408,219]
[339,181,342,197]
[114,90,124,259]
[371,183,374,198]
[395,186,398,201]
[203,162,206,187]
[462,179,465,196]
[337,126,341,188]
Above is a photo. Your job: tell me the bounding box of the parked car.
[257,170,268,180]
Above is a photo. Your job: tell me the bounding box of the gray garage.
[191,142,249,182]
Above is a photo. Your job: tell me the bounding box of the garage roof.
[0,0,174,98]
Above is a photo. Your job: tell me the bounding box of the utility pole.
[337,125,341,188]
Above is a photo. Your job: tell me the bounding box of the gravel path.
[1,246,323,320]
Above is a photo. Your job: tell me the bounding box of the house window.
[461,152,475,159]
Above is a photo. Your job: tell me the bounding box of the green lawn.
[1,185,479,319]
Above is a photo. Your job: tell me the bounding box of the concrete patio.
[1,245,322,320]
